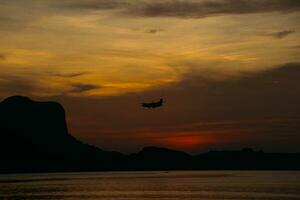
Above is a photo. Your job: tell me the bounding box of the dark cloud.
[0,54,6,60]
[265,30,295,39]
[128,0,300,18]
[62,0,300,18]
[145,28,163,34]
[61,0,129,10]
[69,83,100,93]
[51,72,89,78]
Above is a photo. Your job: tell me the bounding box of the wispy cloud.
[62,0,129,10]
[51,72,89,78]
[265,30,295,39]
[144,28,163,34]
[61,0,300,18]
[69,83,101,93]
[0,75,40,97]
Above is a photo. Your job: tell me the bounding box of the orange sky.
[1,0,300,153]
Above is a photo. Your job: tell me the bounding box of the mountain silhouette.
[0,96,299,173]
[129,146,191,170]
[0,96,124,173]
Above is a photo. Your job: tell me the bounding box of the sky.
[0,0,300,153]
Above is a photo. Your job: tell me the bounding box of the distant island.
[1,96,299,173]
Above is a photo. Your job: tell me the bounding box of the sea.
[0,171,299,200]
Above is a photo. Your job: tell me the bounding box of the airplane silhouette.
[141,98,164,109]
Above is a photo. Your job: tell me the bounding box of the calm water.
[0,171,299,200]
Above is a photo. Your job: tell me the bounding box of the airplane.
[141,98,164,109]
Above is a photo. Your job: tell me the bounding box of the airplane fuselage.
[142,98,164,109]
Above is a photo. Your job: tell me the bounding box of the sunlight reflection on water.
[0,171,300,200]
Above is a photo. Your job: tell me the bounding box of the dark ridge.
[0,96,299,173]
[2,95,32,103]
[136,146,190,157]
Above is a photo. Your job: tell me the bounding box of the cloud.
[167,62,300,128]
[145,28,163,34]
[69,83,100,93]
[0,3,45,32]
[51,72,89,78]
[0,53,6,60]
[61,0,300,18]
[0,75,40,97]
[265,30,295,39]
[0,73,99,97]
[127,0,300,18]
[60,0,129,10]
